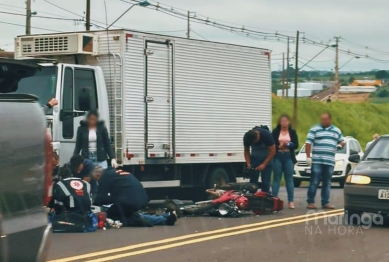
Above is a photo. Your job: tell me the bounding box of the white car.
[293,136,363,188]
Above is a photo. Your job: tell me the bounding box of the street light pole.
[86,0,91,31]
[26,0,31,35]
[286,37,290,97]
[187,11,190,39]
[293,31,299,129]
[107,1,150,29]
[334,37,339,100]
[282,53,285,98]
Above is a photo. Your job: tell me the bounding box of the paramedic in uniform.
[243,127,276,193]
[91,167,150,226]
[51,166,92,214]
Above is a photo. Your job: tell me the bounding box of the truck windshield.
[12,66,57,114]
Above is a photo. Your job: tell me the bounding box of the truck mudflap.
[246,192,284,215]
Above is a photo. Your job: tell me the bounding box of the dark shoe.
[307,204,317,209]
[165,211,177,226]
[322,204,335,210]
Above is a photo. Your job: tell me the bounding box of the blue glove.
[287,142,295,148]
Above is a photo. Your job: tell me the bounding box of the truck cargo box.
[89,30,272,165]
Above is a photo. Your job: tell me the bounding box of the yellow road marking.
[89,211,344,262]
[48,209,343,262]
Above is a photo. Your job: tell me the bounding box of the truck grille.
[34,36,69,52]
[370,177,389,186]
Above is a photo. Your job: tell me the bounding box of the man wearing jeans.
[305,113,345,209]
[243,126,276,193]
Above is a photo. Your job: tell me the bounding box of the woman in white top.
[73,110,118,169]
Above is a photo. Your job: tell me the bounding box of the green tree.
[348,76,355,84]
[375,70,389,80]
[378,89,389,97]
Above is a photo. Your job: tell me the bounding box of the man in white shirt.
[366,134,379,151]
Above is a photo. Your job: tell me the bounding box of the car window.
[354,141,362,152]
[364,138,389,160]
[74,69,98,111]
[349,141,360,154]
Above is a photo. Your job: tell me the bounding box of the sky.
[1,0,389,72]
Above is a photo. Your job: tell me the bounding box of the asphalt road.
[47,187,389,262]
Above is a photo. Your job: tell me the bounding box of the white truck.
[13,29,272,198]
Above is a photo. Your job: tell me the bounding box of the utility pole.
[292,31,300,129]
[26,0,31,35]
[282,53,285,98]
[286,37,290,97]
[334,36,339,100]
[187,11,190,38]
[86,0,91,31]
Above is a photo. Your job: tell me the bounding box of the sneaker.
[165,211,178,226]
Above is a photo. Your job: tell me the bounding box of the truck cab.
[11,61,110,164]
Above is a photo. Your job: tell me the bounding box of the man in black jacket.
[243,127,276,192]
[92,167,149,225]
[91,167,177,226]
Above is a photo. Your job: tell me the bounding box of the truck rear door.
[145,40,174,159]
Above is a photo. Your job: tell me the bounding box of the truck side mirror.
[78,87,91,111]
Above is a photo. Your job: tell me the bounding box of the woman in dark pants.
[73,110,118,169]
[271,114,299,209]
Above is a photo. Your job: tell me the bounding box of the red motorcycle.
[179,185,284,217]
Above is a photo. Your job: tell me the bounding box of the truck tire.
[293,179,301,188]
[207,167,229,188]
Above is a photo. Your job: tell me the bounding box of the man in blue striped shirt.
[305,112,345,209]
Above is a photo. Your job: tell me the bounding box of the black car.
[344,135,389,224]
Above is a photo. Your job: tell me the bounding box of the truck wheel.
[293,179,301,188]
[340,166,351,188]
[207,167,229,188]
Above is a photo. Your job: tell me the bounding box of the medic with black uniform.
[51,166,92,214]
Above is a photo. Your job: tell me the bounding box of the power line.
[143,0,297,35]
[0,20,63,32]
[0,10,83,21]
[43,0,83,18]
[340,37,389,55]
[0,3,72,19]
[190,29,208,40]
[299,57,335,63]
[122,0,389,63]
